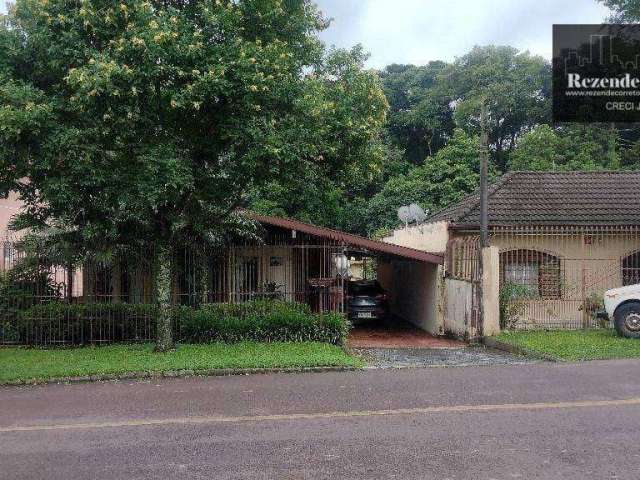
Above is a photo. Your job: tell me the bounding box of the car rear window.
[349,281,383,295]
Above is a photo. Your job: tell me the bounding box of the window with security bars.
[622,251,640,286]
[500,249,561,299]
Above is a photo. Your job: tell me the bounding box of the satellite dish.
[398,204,428,227]
[408,203,427,223]
[397,206,411,226]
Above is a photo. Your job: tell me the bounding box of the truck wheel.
[614,302,640,339]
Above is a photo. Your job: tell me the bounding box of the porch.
[0,213,445,345]
[199,213,445,334]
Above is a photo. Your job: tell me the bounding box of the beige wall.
[440,248,499,339]
[482,246,500,336]
[0,192,23,235]
[381,222,449,336]
[378,260,441,335]
[383,221,450,254]
[454,230,640,329]
[350,259,364,280]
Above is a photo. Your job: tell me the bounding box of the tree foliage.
[366,129,480,234]
[443,45,551,171]
[2,0,636,265]
[0,0,386,348]
[510,124,621,171]
[1,0,384,245]
[598,0,640,21]
[379,62,453,163]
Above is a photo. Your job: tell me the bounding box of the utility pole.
[479,102,489,249]
[478,101,489,338]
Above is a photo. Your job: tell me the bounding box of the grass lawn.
[496,329,640,361]
[0,342,362,384]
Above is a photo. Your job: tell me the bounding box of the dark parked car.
[345,280,389,324]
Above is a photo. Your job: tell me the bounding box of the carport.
[242,213,445,339]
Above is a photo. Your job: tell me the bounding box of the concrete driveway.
[353,345,537,367]
[2,360,640,479]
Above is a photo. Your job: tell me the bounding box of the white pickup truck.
[603,284,640,338]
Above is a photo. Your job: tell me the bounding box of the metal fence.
[490,225,640,330]
[0,229,350,346]
[447,236,481,282]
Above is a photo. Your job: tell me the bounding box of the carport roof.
[246,212,444,265]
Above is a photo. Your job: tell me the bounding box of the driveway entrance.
[348,322,536,367]
[348,322,463,349]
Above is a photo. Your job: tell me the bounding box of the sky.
[0,0,611,68]
[315,0,612,68]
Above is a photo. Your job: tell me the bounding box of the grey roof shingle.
[426,171,640,226]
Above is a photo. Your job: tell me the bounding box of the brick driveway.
[347,324,465,349]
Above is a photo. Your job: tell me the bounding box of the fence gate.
[443,236,481,338]
[491,226,640,330]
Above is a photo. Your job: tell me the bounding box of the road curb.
[0,365,363,387]
[482,337,559,362]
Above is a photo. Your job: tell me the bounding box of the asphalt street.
[2,360,640,479]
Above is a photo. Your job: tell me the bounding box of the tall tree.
[510,124,621,171]
[0,0,386,350]
[249,138,407,236]
[442,45,551,171]
[366,129,481,235]
[379,62,453,163]
[598,0,640,21]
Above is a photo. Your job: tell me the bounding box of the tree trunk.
[193,249,210,307]
[154,244,175,352]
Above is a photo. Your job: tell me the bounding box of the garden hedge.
[15,300,349,346]
[177,300,347,345]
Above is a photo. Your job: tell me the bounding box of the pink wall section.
[0,192,24,234]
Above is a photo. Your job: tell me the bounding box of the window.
[500,249,561,299]
[504,262,539,295]
[622,251,640,286]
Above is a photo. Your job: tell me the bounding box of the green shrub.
[200,298,311,317]
[499,282,534,330]
[177,300,347,345]
[15,300,349,346]
[0,270,59,325]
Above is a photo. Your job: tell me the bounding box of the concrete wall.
[482,246,500,336]
[378,260,441,335]
[382,221,450,254]
[440,247,499,339]
[443,278,473,338]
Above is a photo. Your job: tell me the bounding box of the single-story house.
[383,171,640,330]
[0,200,446,340]
[193,213,444,334]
